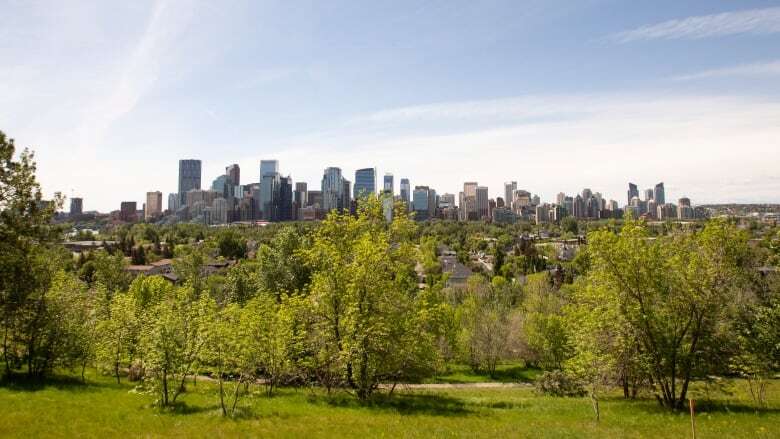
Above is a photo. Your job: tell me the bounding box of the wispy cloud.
[76,0,194,149]
[673,60,780,81]
[610,7,780,43]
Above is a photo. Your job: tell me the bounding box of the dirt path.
[380,382,533,390]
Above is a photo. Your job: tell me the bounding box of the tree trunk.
[219,375,227,416]
[162,371,169,406]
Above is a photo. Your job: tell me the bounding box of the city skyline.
[2,1,780,211]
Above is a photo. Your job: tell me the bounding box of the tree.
[139,286,215,407]
[215,229,247,260]
[0,131,64,377]
[254,226,311,300]
[303,195,437,400]
[521,274,570,370]
[96,292,139,383]
[582,218,751,409]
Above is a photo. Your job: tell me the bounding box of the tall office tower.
[644,188,654,201]
[294,182,308,217]
[321,167,345,212]
[556,192,566,206]
[627,182,639,205]
[654,182,665,205]
[383,173,394,195]
[439,193,456,208]
[69,197,83,215]
[354,168,376,198]
[496,197,505,208]
[476,186,489,219]
[581,188,592,201]
[573,195,584,218]
[504,182,517,207]
[678,197,693,220]
[168,193,179,212]
[145,191,162,220]
[278,176,293,221]
[412,186,431,220]
[564,196,574,216]
[400,178,411,206]
[535,203,550,224]
[260,160,279,178]
[428,188,437,218]
[342,179,352,212]
[647,199,657,219]
[226,164,240,187]
[307,190,323,207]
[212,175,228,197]
[260,173,280,220]
[463,182,478,220]
[178,159,202,206]
[119,201,137,222]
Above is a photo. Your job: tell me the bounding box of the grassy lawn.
[425,362,542,383]
[1,372,778,438]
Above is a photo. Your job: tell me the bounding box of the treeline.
[1,130,779,415]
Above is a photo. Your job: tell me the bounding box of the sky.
[1,0,780,212]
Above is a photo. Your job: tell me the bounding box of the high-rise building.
[322,167,345,212]
[278,176,293,221]
[212,198,228,224]
[212,175,228,197]
[260,160,279,178]
[168,193,179,212]
[462,182,478,220]
[556,192,566,207]
[476,186,489,219]
[342,179,352,212]
[226,164,240,187]
[644,188,654,202]
[260,173,280,220]
[294,182,308,219]
[678,197,693,220]
[383,173,394,195]
[400,178,410,206]
[69,197,83,215]
[354,168,376,198]
[627,182,639,205]
[654,182,665,205]
[504,182,517,208]
[178,160,202,206]
[145,191,162,220]
[412,186,431,220]
[119,201,137,222]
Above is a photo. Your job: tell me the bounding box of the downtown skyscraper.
[178,159,202,206]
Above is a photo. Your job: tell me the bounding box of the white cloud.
[611,7,780,43]
[673,60,780,81]
[75,0,195,151]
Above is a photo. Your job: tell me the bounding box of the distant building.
[120,201,137,222]
[476,186,489,219]
[462,182,478,220]
[226,164,240,187]
[413,186,432,220]
[322,167,346,212]
[400,178,411,207]
[260,160,279,178]
[278,176,293,221]
[644,188,654,202]
[678,197,694,220]
[354,168,377,199]
[492,206,516,224]
[383,173,394,196]
[145,191,162,220]
[69,197,83,216]
[504,182,517,209]
[627,182,639,205]
[212,175,228,197]
[178,159,202,206]
[168,193,179,212]
[654,182,666,205]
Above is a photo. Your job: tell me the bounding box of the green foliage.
[534,370,586,397]
[214,229,247,259]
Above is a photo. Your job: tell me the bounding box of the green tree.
[583,218,751,409]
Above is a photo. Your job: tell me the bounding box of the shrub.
[534,370,585,397]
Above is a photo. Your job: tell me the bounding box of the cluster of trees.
[2,130,779,415]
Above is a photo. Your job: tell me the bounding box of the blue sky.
[2,0,780,211]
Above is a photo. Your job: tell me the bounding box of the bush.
[534,370,585,397]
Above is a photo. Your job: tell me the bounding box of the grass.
[0,371,779,438]
[425,362,542,384]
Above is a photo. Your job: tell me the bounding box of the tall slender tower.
[178,160,202,206]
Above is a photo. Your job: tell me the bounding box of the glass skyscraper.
[354,168,376,198]
[178,159,202,206]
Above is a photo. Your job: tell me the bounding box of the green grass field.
[1,370,778,438]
